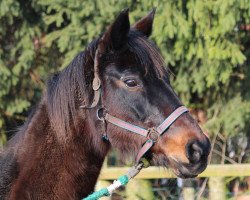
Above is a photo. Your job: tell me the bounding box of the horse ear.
[100,8,130,52]
[132,8,156,37]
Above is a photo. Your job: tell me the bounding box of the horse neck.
[8,99,110,199]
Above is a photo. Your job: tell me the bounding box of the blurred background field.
[1,0,250,199]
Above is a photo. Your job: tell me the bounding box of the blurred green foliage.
[0,0,250,146]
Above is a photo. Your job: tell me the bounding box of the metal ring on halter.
[97,107,106,121]
[147,128,159,143]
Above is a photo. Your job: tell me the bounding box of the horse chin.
[150,154,206,179]
[171,167,198,179]
[168,158,208,179]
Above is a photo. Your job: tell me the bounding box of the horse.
[0,9,211,199]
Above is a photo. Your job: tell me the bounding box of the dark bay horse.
[0,9,210,199]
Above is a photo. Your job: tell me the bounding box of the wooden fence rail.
[99,164,250,180]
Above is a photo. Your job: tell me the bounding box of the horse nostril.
[186,140,203,163]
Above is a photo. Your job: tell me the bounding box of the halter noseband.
[97,106,188,163]
[81,48,189,163]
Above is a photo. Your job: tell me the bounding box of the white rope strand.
[107,180,122,194]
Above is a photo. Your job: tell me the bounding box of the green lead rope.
[83,188,109,200]
[83,161,147,200]
[83,175,129,200]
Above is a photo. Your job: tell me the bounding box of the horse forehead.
[103,59,147,75]
[101,50,165,79]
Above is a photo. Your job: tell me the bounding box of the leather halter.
[81,48,189,163]
[98,106,188,163]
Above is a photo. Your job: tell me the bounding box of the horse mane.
[46,39,98,142]
[46,30,166,143]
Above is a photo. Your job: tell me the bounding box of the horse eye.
[124,79,138,88]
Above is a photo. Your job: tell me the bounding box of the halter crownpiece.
[80,49,102,109]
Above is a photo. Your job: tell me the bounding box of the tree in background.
[1,0,250,197]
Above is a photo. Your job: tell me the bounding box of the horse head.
[87,9,211,178]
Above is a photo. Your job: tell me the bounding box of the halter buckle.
[147,128,159,143]
[97,107,107,121]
